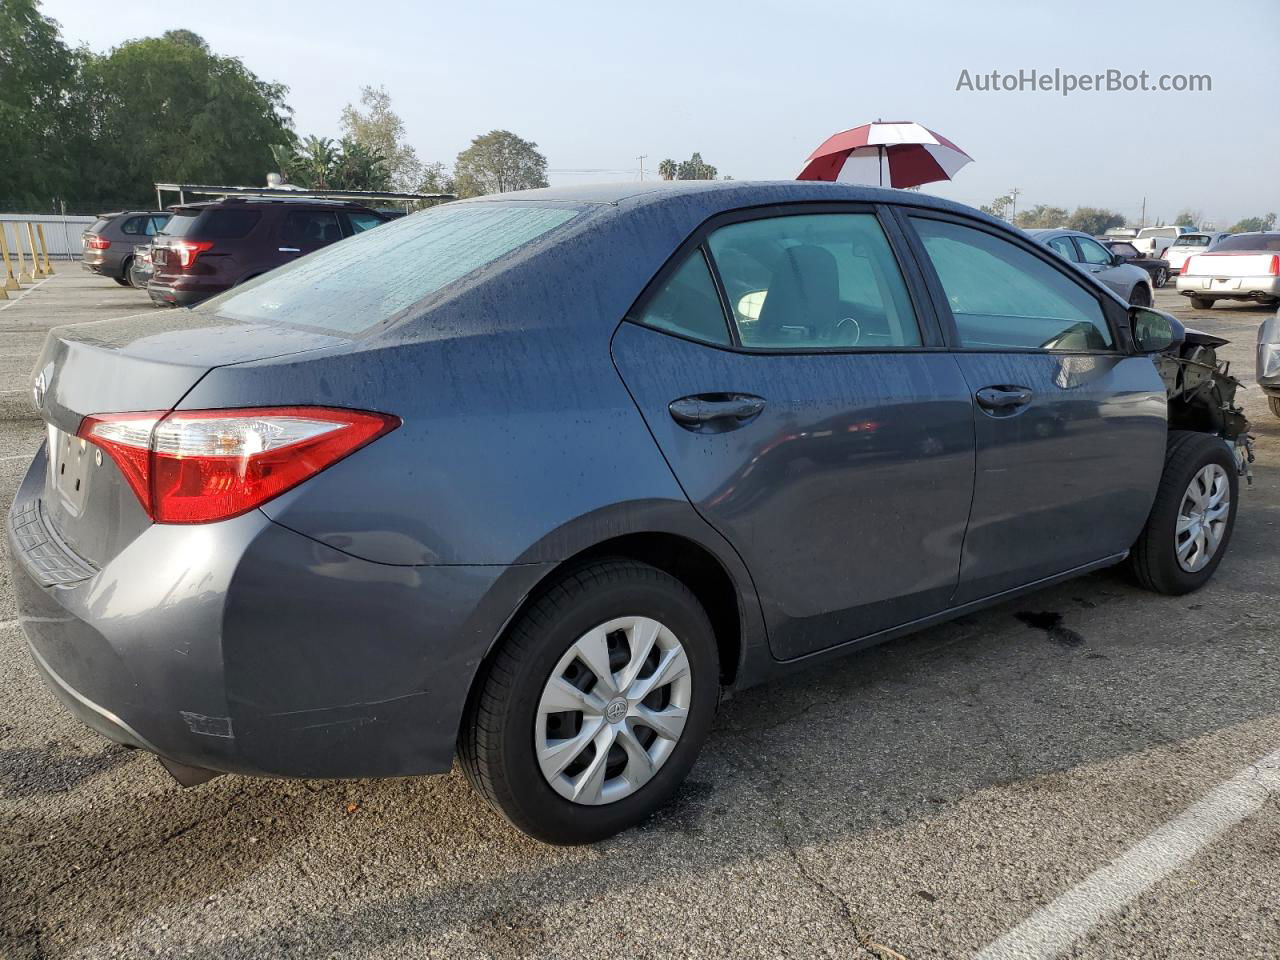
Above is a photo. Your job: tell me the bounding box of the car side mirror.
[1131,307,1183,354]
[1111,252,1127,266]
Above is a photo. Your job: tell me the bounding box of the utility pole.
[1140,197,1146,229]
[1008,187,1021,224]
[637,155,647,182]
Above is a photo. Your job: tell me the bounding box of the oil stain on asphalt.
[1015,611,1085,647]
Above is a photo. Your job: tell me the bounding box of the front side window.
[1077,237,1113,265]
[706,213,921,350]
[345,212,385,234]
[911,217,1113,351]
[634,250,730,345]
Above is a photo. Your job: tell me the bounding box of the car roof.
[94,210,169,218]
[452,179,997,222]
[170,198,377,212]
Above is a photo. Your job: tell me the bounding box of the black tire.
[1129,284,1152,307]
[1190,295,1215,310]
[460,559,720,844]
[1269,395,1280,419]
[1153,267,1168,288]
[1129,431,1238,595]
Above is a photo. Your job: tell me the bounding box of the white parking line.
[974,746,1280,960]
[0,277,49,310]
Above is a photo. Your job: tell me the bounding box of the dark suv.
[148,198,388,306]
[81,211,171,286]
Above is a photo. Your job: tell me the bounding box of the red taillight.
[78,407,399,524]
[86,236,111,250]
[1271,256,1280,276]
[171,240,214,268]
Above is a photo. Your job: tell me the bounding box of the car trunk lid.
[30,310,346,567]
[1185,252,1280,278]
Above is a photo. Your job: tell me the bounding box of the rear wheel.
[1129,284,1152,307]
[1153,266,1168,288]
[460,559,719,844]
[116,257,134,286]
[1190,295,1215,310]
[1130,431,1238,595]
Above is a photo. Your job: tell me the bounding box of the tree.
[340,85,420,192]
[1067,206,1126,236]
[1229,213,1276,233]
[1174,210,1201,228]
[416,160,455,196]
[658,152,718,181]
[453,130,548,197]
[1015,204,1069,229]
[980,194,1014,221]
[80,30,294,207]
[271,135,391,191]
[0,0,83,208]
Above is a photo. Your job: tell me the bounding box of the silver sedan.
[1026,229,1155,306]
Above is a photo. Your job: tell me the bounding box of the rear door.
[900,212,1167,602]
[280,209,344,260]
[612,206,976,660]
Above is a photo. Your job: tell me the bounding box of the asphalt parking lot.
[2,273,1277,959]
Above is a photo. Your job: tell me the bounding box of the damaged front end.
[1155,329,1254,480]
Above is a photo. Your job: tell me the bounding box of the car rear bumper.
[7,446,551,781]
[147,278,228,307]
[1176,275,1280,300]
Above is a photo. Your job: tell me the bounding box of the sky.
[41,0,1280,227]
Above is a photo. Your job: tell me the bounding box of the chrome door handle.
[278,247,301,253]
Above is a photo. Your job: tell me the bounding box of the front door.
[905,214,1168,602]
[612,209,976,660]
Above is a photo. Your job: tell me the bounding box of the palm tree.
[657,159,677,181]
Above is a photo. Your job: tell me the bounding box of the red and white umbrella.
[797,120,973,188]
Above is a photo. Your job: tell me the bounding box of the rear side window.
[282,210,342,247]
[198,203,580,332]
[911,217,1112,351]
[707,213,921,350]
[193,209,261,239]
[120,216,148,235]
[634,251,731,345]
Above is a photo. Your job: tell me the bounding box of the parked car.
[1027,228,1155,305]
[128,243,155,289]
[1258,311,1280,418]
[81,211,170,286]
[1176,232,1280,309]
[1097,238,1171,288]
[148,197,389,307]
[1164,232,1232,275]
[1132,225,1195,258]
[9,182,1249,845]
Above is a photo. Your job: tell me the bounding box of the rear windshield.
[1172,235,1212,247]
[161,208,261,240]
[1213,234,1280,252]
[197,202,582,333]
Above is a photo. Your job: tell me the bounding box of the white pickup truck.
[1176,232,1280,309]
[1133,225,1196,257]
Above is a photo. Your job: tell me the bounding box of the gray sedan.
[1027,228,1155,306]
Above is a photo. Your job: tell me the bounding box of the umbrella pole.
[879,146,884,187]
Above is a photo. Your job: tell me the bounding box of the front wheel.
[1130,431,1238,595]
[1153,266,1168,288]
[460,559,719,844]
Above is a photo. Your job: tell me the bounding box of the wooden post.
[11,224,33,284]
[36,224,54,275]
[0,224,20,290]
[25,223,47,279]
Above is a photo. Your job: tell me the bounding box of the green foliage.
[340,86,420,192]
[1,5,294,210]
[80,31,295,206]
[658,152,719,181]
[1015,205,1069,229]
[980,194,1014,220]
[454,130,548,197]
[270,135,390,191]
[0,0,83,208]
[1173,210,1201,228]
[1066,207,1126,235]
[1229,213,1276,233]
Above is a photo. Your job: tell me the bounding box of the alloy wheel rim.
[535,616,692,806]
[1175,463,1230,573]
